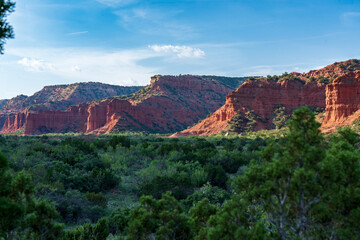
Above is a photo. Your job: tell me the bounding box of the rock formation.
[0,82,143,133]
[3,59,360,136]
[301,59,360,79]
[0,99,9,109]
[2,75,238,135]
[321,71,360,132]
[175,78,325,136]
[0,82,143,116]
[175,59,360,136]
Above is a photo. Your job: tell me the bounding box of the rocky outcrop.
[321,71,360,132]
[0,83,142,118]
[175,78,325,136]
[0,83,143,133]
[1,110,28,134]
[3,75,235,135]
[303,59,360,79]
[23,104,90,135]
[174,59,360,137]
[0,99,9,109]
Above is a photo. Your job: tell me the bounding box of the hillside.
[1,75,243,135]
[321,70,360,132]
[174,59,360,136]
[0,99,9,109]
[0,82,143,133]
[0,82,143,115]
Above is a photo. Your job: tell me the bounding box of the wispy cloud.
[115,7,197,39]
[96,0,137,7]
[11,47,160,86]
[18,58,55,72]
[72,65,82,72]
[343,12,360,18]
[241,63,317,76]
[66,31,89,36]
[149,45,205,58]
[342,12,360,25]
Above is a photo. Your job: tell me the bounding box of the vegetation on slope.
[0,107,359,239]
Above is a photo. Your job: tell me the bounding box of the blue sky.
[1,0,360,99]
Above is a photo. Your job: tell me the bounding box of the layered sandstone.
[321,71,360,132]
[303,59,360,79]
[174,59,360,137]
[175,78,325,136]
[1,110,28,134]
[0,83,143,133]
[3,75,234,135]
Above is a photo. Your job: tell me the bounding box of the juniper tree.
[0,0,15,54]
[237,106,326,239]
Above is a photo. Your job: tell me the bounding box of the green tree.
[317,127,360,239]
[93,218,110,240]
[64,218,109,240]
[0,0,15,54]
[272,106,288,129]
[245,110,257,132]
[237,106,326,239]
[25,200,64,240]
[127,192,194,240]
[109,208,131,235]
[0,151,23,239]
[189,198,217,240]
[207,195,270,240]
[12,170,34,206]
[228,113,244,133]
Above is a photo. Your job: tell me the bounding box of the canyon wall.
[321,71,360,132]
[176,79,326,136]
[1,75,233,135]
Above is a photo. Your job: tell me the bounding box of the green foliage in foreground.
[0,0,15,54]
[0,106,359,239]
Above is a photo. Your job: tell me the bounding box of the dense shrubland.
[0,107,359,239]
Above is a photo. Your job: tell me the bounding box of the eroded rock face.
[303,59,360,79]
[0,83,143,133]
[321,71,360,132]
[174,60,360,137]
[3,75,234,135]
[1,110,28,134]
[175,79,326,136]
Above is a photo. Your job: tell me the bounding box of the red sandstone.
[1,75,233,135]
[321,71,360,132]
[174,79,325,136]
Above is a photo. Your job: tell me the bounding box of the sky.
[1,0,360,99]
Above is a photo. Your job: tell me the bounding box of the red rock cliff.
[6,75,233,135]
[176,78,326,136]
[321,71,360,132]
[1,110,28,134]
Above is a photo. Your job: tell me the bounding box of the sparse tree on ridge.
[0,0,15,54]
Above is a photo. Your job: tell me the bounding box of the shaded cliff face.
[6,75,235,135]
[0,99,9,109]
[0,82,143,133]
[321,71,360,132]
[175,79,325,136]
[0,82,143,116]
[174,59,360,137]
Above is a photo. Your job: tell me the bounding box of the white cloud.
[72,65,82,72]
[18,58,55,72]
[149,45,205,58]
[10,47,160,86]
